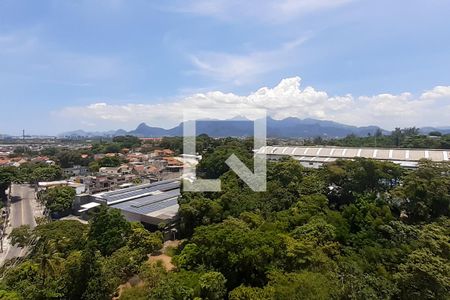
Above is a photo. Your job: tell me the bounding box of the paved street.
[2,184,38,261]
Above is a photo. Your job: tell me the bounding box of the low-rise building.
[38,180,86,195]
[77,173,138,194]
[255,145,450,169]
[163,157,184,172]
[132,164,161,176]
[126,153,148,163]
[0,157,11,166]
[84,180,180,230]
[98,164,132,175]
[151,149,175,157]
[63,165,90,177]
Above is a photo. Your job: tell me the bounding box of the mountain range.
[59,117,387,138]
[58,117,450,139]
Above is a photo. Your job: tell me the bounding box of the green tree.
[81,247,114,300]
[395,249,450,299]
[40,186,75,216]
[88,206,131,256]
[63,242,114,300]
[197,145,252,179]
[0,290,21,300]
[103,143,121,153]
[98,156,121,168]
[175,218,285,288]
[30,164,63,183]
[34,219,88,256]
[148,270,202,300]
[127,223,163,255]
[393,161,450,222]
[229,285,274,300]
[10,224,33,247]
[199,271,227,300]
[113,135,142,149]
[2,260,49,300]
[229,271,338,300]
[88,161,100,172]
[179,196,223,236]
[269,271,338,300]
[0,166,16,200]
[119,286,147,300]
[37,240,64,286]
[62,250,85,300]
[103,246,144,287]
[429,131,442,137]
[326,158,403,206]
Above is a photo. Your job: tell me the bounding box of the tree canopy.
[39,186,76,217]
[1,137,449,299]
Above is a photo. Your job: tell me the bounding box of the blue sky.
[1,0,450,135]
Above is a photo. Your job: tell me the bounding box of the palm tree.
[37,240,64,285]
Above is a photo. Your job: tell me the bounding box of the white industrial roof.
[78,202,101,212]
[256,146,450,163]
[38,180,68,187]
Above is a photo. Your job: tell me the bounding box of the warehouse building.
[255,146,450,169]
[80,179,180,228]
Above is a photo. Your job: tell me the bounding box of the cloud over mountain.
[55,77,450,131]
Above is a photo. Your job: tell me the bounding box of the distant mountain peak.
[136,122,149,129]
[58,116,401,139]
[229,115,251,121]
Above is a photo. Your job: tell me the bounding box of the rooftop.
[91,180,181,221]
[93,179,180,205]
[256,146,450,164]
[110,188,180,219]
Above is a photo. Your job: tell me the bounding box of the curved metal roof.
[256,146,450,163]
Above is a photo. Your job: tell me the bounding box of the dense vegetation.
[172,141,449,299]
[1,206,163,300]
[0,136,449,299]
[106,150,449,299]
[37,186,76,217]
[0,163,63,201]
[305,127,450,149]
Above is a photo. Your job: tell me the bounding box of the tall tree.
[88,206,131,256]
[0,166,16,200]
[40,186,76,217]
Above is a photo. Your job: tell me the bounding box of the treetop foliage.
[1,136,449,299]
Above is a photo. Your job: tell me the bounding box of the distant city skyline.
[1,0,450,135]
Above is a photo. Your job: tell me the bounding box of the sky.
[1,0,450,135]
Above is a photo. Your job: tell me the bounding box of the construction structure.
[255,146,450,168]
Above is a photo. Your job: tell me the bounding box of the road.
[3,184,37,260]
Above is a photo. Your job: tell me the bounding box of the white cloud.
[168,0,355,23]
[420,86,450,100]
[54,76,450,131]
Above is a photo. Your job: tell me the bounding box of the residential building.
[76,174,138,194]
[151,149,175,157]
[98,164,132,175]
[63,165,89,177]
